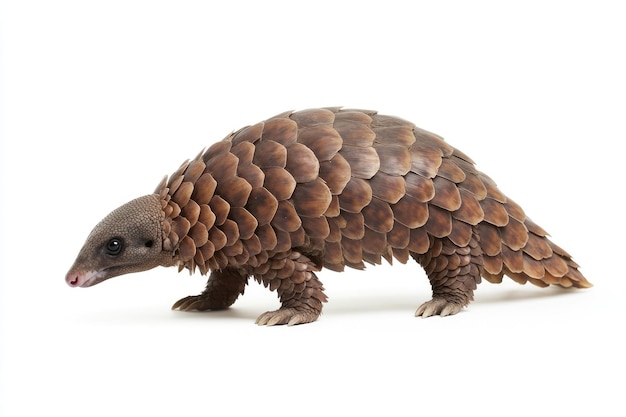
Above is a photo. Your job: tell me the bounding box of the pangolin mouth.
[65,270,108,288]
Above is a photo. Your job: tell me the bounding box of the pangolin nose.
[66,273,80,287]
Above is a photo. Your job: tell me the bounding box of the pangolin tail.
[480,215,591,289]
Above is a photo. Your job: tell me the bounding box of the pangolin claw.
[255,308,320,326]
[415,298,464,318]
[172,295,212,312]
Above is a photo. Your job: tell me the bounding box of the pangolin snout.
[65,271,98,287]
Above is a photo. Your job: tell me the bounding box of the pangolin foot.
[255,307,320,326]
[171,295,216,312]
[415,298,464,318]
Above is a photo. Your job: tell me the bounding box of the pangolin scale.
[66,107,590,325]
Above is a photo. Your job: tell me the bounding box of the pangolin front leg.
[414,233,483,317]
[172,268,248,311]
[254,251,328,326]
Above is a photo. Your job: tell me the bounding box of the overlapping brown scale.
[362,250,381,266]
[523,232,554,260]
[301,216,330,239]
[504,198,525,222]
[285,143,320,183]
[404,172,435,202]
[448,218,473,247]
[319,154,351,195]
[409,144,443,178]
[371,114,414,129]
[325,195,340,217]
[480,198,510,227]
[252,140,287,169]
[372,126,416,146]
[407,227,430,254]
[209,195,230,226]
[171,217,191,243]
[228,207,258,240]
[453,189,484,225]
[339,211,365,240]
[459,174,488,199]
[172,182,194,208]
[450,150,476,169]
[524,218,549,237]
[271,200,301,232]
[243,234,262,257]
[245,187,278,226]
[413,127,454,156]
[392,194,429,228]
[543,254,569,277]
[290,226,306,247]
[341,237,364,267]
[362,197,394,233]
[501,246,524,274]
[362,227,387,255]
[262,117,298,145]
[374,145,412,176]
[167,161,189,189]
[338,177,372,213]
[191,174,217,205]
[477,222,502,256]
[334,110,375,124]
[323,241,344,270]
[369,172,406,204]
[431,177,462,211]
[479,173,507,203]
[222,240,243,257]
[179,236,196,262]
[202,140,232,163]
[237,163,265,188]
[291,178,332,217]
[325,217,342,242]
[424,204,453,238]
[500,217,529,251]
[215,176,252,208]
[297,126,343,161]
[188,222,209,248]
[334,120,376,147]
[339,145,380,179]
[199,241,215,263]
[256,223,277,251]
[206,151,239,182]
[522,254,545,279]
[164,200,181,220]
[183,160,207,184]
[289,108,336,127]
[387,222,410,248]
[231,122,264,146]
[230,141,256,165]
[219,219,240,246]
[482,255,503,278]
[181,199,200,226]
[262,167,296,200]
[437,159,466,183]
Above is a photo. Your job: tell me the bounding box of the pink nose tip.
[67,275,80,287]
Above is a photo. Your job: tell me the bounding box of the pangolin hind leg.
[413,233,484,317]
[254,251,328,326]
[172,267,249,311]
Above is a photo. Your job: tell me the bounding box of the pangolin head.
[65,194,176,288]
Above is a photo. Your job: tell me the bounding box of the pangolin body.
[66,107,590,325]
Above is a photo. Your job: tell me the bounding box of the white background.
[2,1,625,416]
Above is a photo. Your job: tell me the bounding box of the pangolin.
[65,107,590,325]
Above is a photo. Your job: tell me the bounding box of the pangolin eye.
[105,238,123,256]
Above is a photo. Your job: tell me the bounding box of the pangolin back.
[154,107,588,303]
